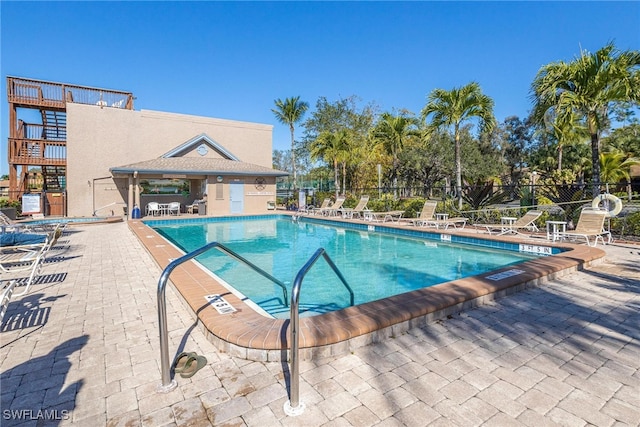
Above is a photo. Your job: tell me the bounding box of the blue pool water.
[150,216,547,318]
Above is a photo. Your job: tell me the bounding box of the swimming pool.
[134,214,599,361]
[150,216,552,318]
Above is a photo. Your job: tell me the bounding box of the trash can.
[131,205,141,219]
[198,201,206,215]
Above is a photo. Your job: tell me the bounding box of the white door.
[230,181,244,214]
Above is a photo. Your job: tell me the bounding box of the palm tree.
[531,43,640,197]
[272,96,309,190]
[547,113,588,172]
[600,150,640,199]
[371,112,420,194]
[310,130,350,198]
[422,82,496,209]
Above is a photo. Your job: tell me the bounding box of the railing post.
[157,242,220,393]
[284,247,353,416]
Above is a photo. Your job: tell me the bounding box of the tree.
[422,82,496,208]
[371,112,420,194]
[547,113,588,172]
[501,116,534,183]
[531,43,640,197]
[272,96,309,190]
[310,130,350,198]
[600,150,639,185]
[302,96,377,194]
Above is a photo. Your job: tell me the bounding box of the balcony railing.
[7,76,134,110]
[19,123,66,141]
[9,138,66,166]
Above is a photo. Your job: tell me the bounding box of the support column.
[127,176,134,220]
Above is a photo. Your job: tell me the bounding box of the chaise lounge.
[558,208,612,246]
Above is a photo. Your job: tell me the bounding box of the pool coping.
[129,214,606,362]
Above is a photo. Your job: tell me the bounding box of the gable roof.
[161,133,240,160]
[110,157,288,177]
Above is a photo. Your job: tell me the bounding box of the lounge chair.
[558,209,612,247]
[476,210,542,235]
[423,216,469,229]
[1,280,17,323]
[308,198,331,216]
[322,196,346,217]
[365,210,405,223]
[339,195,370,219]
[400,201,438,226]
[0,224,62,297]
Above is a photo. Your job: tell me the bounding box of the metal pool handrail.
[285,248,354,416]
[157,241,289,392]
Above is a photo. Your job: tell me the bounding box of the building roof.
[161,133,240,161]
[110,157,288,177]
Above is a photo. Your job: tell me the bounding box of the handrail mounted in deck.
[157,241,289,392]
[285,248,354,416]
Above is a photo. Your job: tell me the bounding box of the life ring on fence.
[592,194,623,217]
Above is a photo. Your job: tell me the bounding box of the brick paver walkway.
[1,222,638,426]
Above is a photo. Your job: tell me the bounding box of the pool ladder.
[156,243,354,419]
[156,241,289,392]
[285,247,353,416]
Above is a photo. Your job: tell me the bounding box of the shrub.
[0,198,21,215]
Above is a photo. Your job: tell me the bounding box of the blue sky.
[1,1,639,176]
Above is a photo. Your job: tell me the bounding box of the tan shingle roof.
[110,157,288,176]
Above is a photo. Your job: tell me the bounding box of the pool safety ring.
[592,194,623,217]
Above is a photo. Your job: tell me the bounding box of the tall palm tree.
[547,112,588,172]
[371,112,420,194]
[272,96,309,190]
[422,82,496,209]
[310,130,350,198]
[531,43,640,197]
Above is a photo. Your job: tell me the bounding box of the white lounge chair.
[423,216,469,229]
[401,200,438,226]
[339,195,370,219]
[322,196,346,217]
[309,198,331,216]
[558,209,612,246]
[1,280,17,323]
[0,224,62,297]
[476,210,542,235]
[366,210,405,223]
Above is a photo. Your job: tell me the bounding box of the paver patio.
[1,221,638,426]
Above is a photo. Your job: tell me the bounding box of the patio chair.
[146,202,161,216]
[321,196,346,216]
[558,208,612,247]
[475,210,542,236]
[401,200,438,226]
[339,195,370,219]
[423,216,469,230]
[364,210,405,223]
[0,224,62,297]
[0,212,12,226]
[1,280,17,323]
[167,202,181,216]
[186,200,200,214]
[309,198,331,215]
